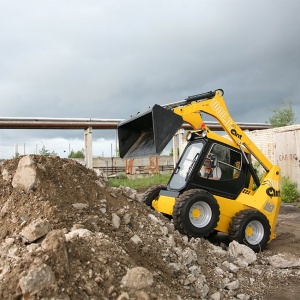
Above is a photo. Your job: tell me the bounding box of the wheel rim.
[245,220,264,245]
[189,201,212,228]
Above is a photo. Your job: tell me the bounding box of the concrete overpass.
[0,117,272,168]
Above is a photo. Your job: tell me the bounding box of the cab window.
[200,143,242,181]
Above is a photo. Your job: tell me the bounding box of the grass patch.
[109,173,300,204]
[108,173,170,190]
[282,177,299,203]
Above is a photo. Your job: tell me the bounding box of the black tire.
[228,209,271,252]
[172,189,220,238]
[142,185,166,208]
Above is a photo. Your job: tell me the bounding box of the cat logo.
[231,129,242,139]
[262,180,281,198]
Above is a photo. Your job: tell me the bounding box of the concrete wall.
[246,124,300,192]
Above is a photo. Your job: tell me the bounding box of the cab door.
[168,141,205,191]
[188,142,250,199]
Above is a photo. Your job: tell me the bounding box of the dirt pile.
[0,155,300,299]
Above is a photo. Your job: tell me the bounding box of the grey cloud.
[0,0,299,157]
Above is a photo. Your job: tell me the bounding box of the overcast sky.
[0,0,299,158]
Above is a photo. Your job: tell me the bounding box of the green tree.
[39,145,57,156]
[68,149,85,158]
[269,98,296,127]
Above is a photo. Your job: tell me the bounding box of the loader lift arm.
[169,89,272,187]
[119,89,272,180]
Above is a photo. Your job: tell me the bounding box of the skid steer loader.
[118,89,281,251]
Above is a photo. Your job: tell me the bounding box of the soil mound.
[0,155,299,299]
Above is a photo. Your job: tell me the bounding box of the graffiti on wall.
[278,153,298,162]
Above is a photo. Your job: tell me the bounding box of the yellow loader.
[118,89,281,252]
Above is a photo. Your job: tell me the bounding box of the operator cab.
[166,136,251,200]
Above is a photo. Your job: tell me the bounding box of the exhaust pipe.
[118,104,183,159]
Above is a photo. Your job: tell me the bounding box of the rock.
[123,213,131,224]
[168,262,181,272]
[2,168,12,181]
[167,235,176,247]
[135,290,150,300]
[18,264,55,296]
[118,185,138,200]
[110,192,117,198]
[20,218,51,243]
[112,213,121,229]
[210,291,221,300]
[182,236,189,244]
[193,277,209,297]
[222,261,239,273]
[94,168,108,179]
[71,224,85,230]
[160,226,168,236]
[7,245,19,258]
[95,179,106,188]
[12,156,40,193]
[209,244,227,257]
[130,234,142,244]
[0,197,13,216]
[181,248,198,266]
[214,267,225,276]
[72,203,89,209]
[65,228,92,241]
[148,214,161,224]
[237,294,251,300]
[41,229,69,273]
[117,292,129,300]
[100,207,107,214]
[228,241,257,267]
[268,253,300,268]
[225,280,240,290]
[121,267,153,289]
[5,237,15,245]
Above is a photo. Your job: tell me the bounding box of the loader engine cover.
[118,104,183,159]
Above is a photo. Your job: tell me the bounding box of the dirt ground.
[0,155,299,300]
[203,202,300,255]
[263,203,300,299]
[133,188,300,299]
[202,201,300,300]
[268,203,300,255]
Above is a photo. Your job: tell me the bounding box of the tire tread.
[173,189,220,238]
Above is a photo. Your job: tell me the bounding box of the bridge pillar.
[84,127,93,169]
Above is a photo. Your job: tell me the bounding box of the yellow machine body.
[118,89,281,250]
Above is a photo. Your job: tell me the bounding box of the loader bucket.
[118,104,183,159]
